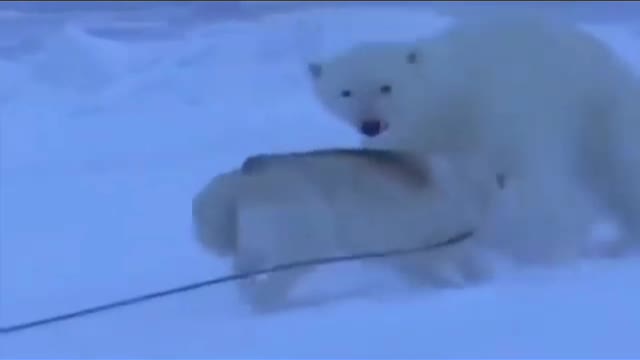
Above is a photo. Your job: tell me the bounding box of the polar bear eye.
[380,84,392,94]
[340,90,352,98]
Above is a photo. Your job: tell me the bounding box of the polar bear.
[193,149,500,311]
[307,14,640,265]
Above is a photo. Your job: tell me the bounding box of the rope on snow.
[0,230,473,335]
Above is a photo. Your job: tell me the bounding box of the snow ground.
[1,3,640,358]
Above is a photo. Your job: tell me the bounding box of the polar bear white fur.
[307,14,640,265]
[193,149,500,311]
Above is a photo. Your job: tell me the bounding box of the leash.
[1,230,472,335]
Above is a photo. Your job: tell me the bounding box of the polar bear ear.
[406,50,419,64]
[307,63,323,79]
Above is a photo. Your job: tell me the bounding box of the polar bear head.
[307,41,425,139]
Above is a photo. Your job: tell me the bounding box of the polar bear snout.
[359,118,388,137]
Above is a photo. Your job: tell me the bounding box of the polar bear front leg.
[588,145,640,258]
[497,163,597,267]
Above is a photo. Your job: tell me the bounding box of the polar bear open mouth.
[358,118,389,137]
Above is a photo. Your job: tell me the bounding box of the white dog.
[192,149,501,311]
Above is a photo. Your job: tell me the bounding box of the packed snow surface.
[1,3,639,358]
